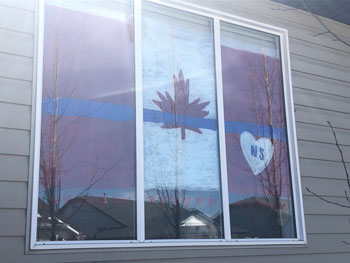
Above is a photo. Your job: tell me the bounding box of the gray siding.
[0,0,349,262]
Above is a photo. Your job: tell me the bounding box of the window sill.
[31,238,307,250]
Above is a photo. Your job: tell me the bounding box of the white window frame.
[29,0,306,250]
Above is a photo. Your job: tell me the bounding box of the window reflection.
[220,22,296,238]
[37,0,136,241]
[142,2,224,239]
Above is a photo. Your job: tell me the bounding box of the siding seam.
[0,50,33,59]
[298,139,350,147]
[291,53,350,69]
[294,104,350,115]
[0,100,31,107]
[292,69,350,84]
[0,26,33,36]
[0,3,34,13]
[299,156,350,164]
[293,86,350,99]
[296,121,350,131]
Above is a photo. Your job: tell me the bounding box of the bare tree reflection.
[241,48,293,237]
[38,13,126,241]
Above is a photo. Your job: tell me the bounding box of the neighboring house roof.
[55,195,221,240]
[37,197,51,217]
[60,195,134,229]
[272,0,350,25]
[213,196,295,238]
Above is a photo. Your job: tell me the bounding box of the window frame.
[29,0,306,250]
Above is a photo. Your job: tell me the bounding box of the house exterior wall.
[0,0,349,262]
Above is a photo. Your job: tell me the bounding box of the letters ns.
[250,144,264,160]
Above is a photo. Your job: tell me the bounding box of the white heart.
[240,131,274,176]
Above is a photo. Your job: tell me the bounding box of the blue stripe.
[42,97,286,141]
[42,97,134,122]
[225,121,286,141]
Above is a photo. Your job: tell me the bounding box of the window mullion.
[134,0,145,243]
[213,18,231,241]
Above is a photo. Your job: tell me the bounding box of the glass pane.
[143,2,224,239]
[220,22,296,238]
[37,0,136,241]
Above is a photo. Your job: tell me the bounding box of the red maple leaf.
[152,70,210,140]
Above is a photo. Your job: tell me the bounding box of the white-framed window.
[30,0,306,249]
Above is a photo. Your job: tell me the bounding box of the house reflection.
[38,195,294,241]
[145,200,220,239]
[58,196,136,240]
[214,197,295,238]
[37,195,221,241]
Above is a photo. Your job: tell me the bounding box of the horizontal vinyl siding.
[0,77,32,105]
[0,28,33,57]
[301,177,350,198]
[0,181,27,209]
[292,70,350,98]
[289,38,350,68]
[304,195,350,215]
[0,4,34,34]
[0,2,34,263]
[0,103,31,130]
[0,209,26,236]
[0,154,29,182]
[0,1,35,12]
[0,128,30,156]
[295,105,350,130]
[0,0,349,262]
[298,140,350,162]
[0,53,33,81]
[291,54,350,82]
[1,236,350,263]
[299,158,350,180]
[296,121,350,145]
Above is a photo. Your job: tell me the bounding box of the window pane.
[143,2,224,239]
[37,0,136,241]
[221,22,296,238]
